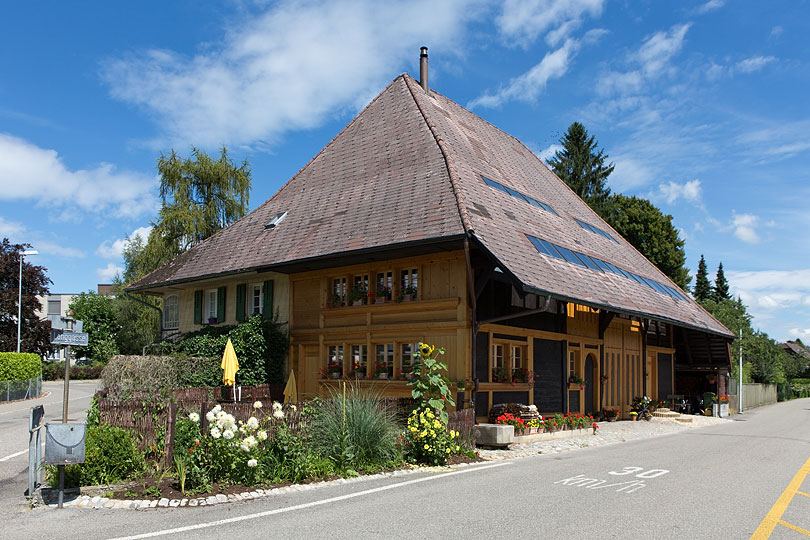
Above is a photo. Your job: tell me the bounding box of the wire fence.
[1,375,42,404]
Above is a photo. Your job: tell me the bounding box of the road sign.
[51,332,88,346]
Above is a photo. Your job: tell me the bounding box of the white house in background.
[34,292,77,363]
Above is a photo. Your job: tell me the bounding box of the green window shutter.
[263,280,274,319]
[236,284,246,322]
[217,286,226,322]
[194,290,203,325]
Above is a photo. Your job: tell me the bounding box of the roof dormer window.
[265,211,288,230]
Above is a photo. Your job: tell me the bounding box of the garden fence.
[727,379,777,411]
[98,389,477,467]
[1,376,42,404]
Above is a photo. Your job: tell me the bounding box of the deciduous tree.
[69,292,120,364]
[0,238,52,356]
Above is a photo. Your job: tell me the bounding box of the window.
[569,350,577,378]
[492,341,529,383]
[575,218,616,242]
[400,343,418,380]
[250,284,264,315]
[481,174,556,215]
[164,296,179,329]
[331,277,347,307]
[491,344,505,382]
[374,344,394,379]
[349,345,368,379]
[325,345,344,379]
[400,268,418,300]
[526,233,682,302]
[47,299,61,316]
[264,211,288,230]
[206,289,217,321]
[375,271,392,300]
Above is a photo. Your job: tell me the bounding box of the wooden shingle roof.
[129,74,732,338]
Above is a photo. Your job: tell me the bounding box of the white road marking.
[0,392,95,416]
[0,449,28,462]
[107,461,511,540]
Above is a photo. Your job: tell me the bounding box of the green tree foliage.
[700,297,790,384]
[546,122,614,213]
[0,238,52,356]
[694,255,712,301]
[713,262,731,302]
[69,292,120,364]
[601,195,691,289]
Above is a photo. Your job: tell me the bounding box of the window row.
[321,343,421,380]
[575,218,617,243]
[481,175,557,215]
[526,234,687,302]
[191,280,274,325]
[490,342,531,384]
[328,268,418,308]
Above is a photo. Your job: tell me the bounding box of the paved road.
[0,379,97,514]
[5,396,810,539]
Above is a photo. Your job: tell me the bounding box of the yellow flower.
[446,448,451,453]
[455,445,460,451]
[424,444,429,450]
[410,426,417,432]
[449,430,456,437]
[419,343,435,356]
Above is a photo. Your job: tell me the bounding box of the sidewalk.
[477,415,731,461]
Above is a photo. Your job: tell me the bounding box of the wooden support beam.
[598,310,616,338]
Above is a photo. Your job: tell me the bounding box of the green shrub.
[48,425,144,487]
[308,383,403,473]
[172,315,288,385]
[0,352,41,381]
[42,362,103,381]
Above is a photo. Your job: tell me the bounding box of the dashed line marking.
[751,455,810,539]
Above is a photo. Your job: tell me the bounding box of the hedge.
[0,352,42,381]
[43,362,104,381]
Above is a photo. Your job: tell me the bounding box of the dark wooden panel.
[533,338,564,411]
[492,391,529,405]
[657,353,673,398]
[475,392,489,419]
[475,331,489,381]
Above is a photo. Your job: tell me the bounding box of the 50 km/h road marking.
[555,467,670,494]
[751,455,810,539]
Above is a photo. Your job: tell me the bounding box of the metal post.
[738,327,743,413]
[62,345,70,423]
[17,253,23,353]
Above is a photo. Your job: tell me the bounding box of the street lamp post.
[16,249,38,353]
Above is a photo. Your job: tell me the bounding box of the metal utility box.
[45,423,86,465]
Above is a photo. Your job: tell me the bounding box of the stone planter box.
[713,403,730,417]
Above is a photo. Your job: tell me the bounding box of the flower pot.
[374,297,386,304]
[377,373,388,380]
[352,300,364,306]
[567,383,581,391]
[607,416,617,422]
[401,296,412,302]
[631,416,638,421]
[330,373,341,379]
[528,427,539,435]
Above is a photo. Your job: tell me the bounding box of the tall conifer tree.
[713,262,731,301]
[546,122,614,213]
[694,254,712,301]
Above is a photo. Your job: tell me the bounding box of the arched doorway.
[584,353,596,414]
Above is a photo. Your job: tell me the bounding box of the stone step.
[674,417,693,423]
[653,410,681,418]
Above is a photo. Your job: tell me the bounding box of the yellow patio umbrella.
[221,338,240,402]
[283,369,298,403]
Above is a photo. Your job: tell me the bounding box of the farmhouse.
[129,51,734,420]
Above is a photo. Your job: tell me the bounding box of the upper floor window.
[47,299,61,316]
[164,295,179,329]
[250,283,264,316]
[206,289,217,321]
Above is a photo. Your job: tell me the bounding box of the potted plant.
[456,379,467,391]
[374,361,389,380]
[526,418,542,435]
[374,285,391,304]
[600,374,609,384]
[207,317,218,324]
[327,361,342,379]
[348,362,366,380]
[496,412,525,435]
[512,367,530,384]
[492,366,510,383]
[328,294,342,309]
[568,375,585,390]
[347,285,366,306]
[602,408,618,422]
[629,411,638,421]
[399,284,416,302]
[707,373,717,384]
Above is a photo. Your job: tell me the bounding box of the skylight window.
[575,219,616,242]
[264,211,288,230]
[525,233,685,302]
[481,175,556,215]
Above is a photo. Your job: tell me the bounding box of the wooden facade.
[282,248,677,421]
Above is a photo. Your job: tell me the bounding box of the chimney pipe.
[419,47,428,94]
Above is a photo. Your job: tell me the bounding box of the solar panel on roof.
[576,252,603,272]
[555,245,587,267]
[481,174,556,215]
[592,257,612,272]
[575,218,616,242]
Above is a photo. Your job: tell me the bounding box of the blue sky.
[1,0,808,342]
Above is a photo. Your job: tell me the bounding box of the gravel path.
[477,415,732,461]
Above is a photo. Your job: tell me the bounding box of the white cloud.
[609,156,655,191]
[469,39,578,108]
[496,0,604,47]
[789,327,810,339]
[770,26,784,38]
[655,179,703,205]
[728,269,810,312]
[732,212,760,243]
[696,0,724,14]
[97,263,123,282]
[33,241,85,259]
[0,134,157,219]
[535,143,562,162]
[736,118,810,161]
[101,0,478,150]
[0,216,26,238]
[96,226,153,259]
[736,56,776,74]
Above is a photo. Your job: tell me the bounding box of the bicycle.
[635,404,652,421]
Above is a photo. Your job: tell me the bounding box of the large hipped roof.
[129,74,732,338]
